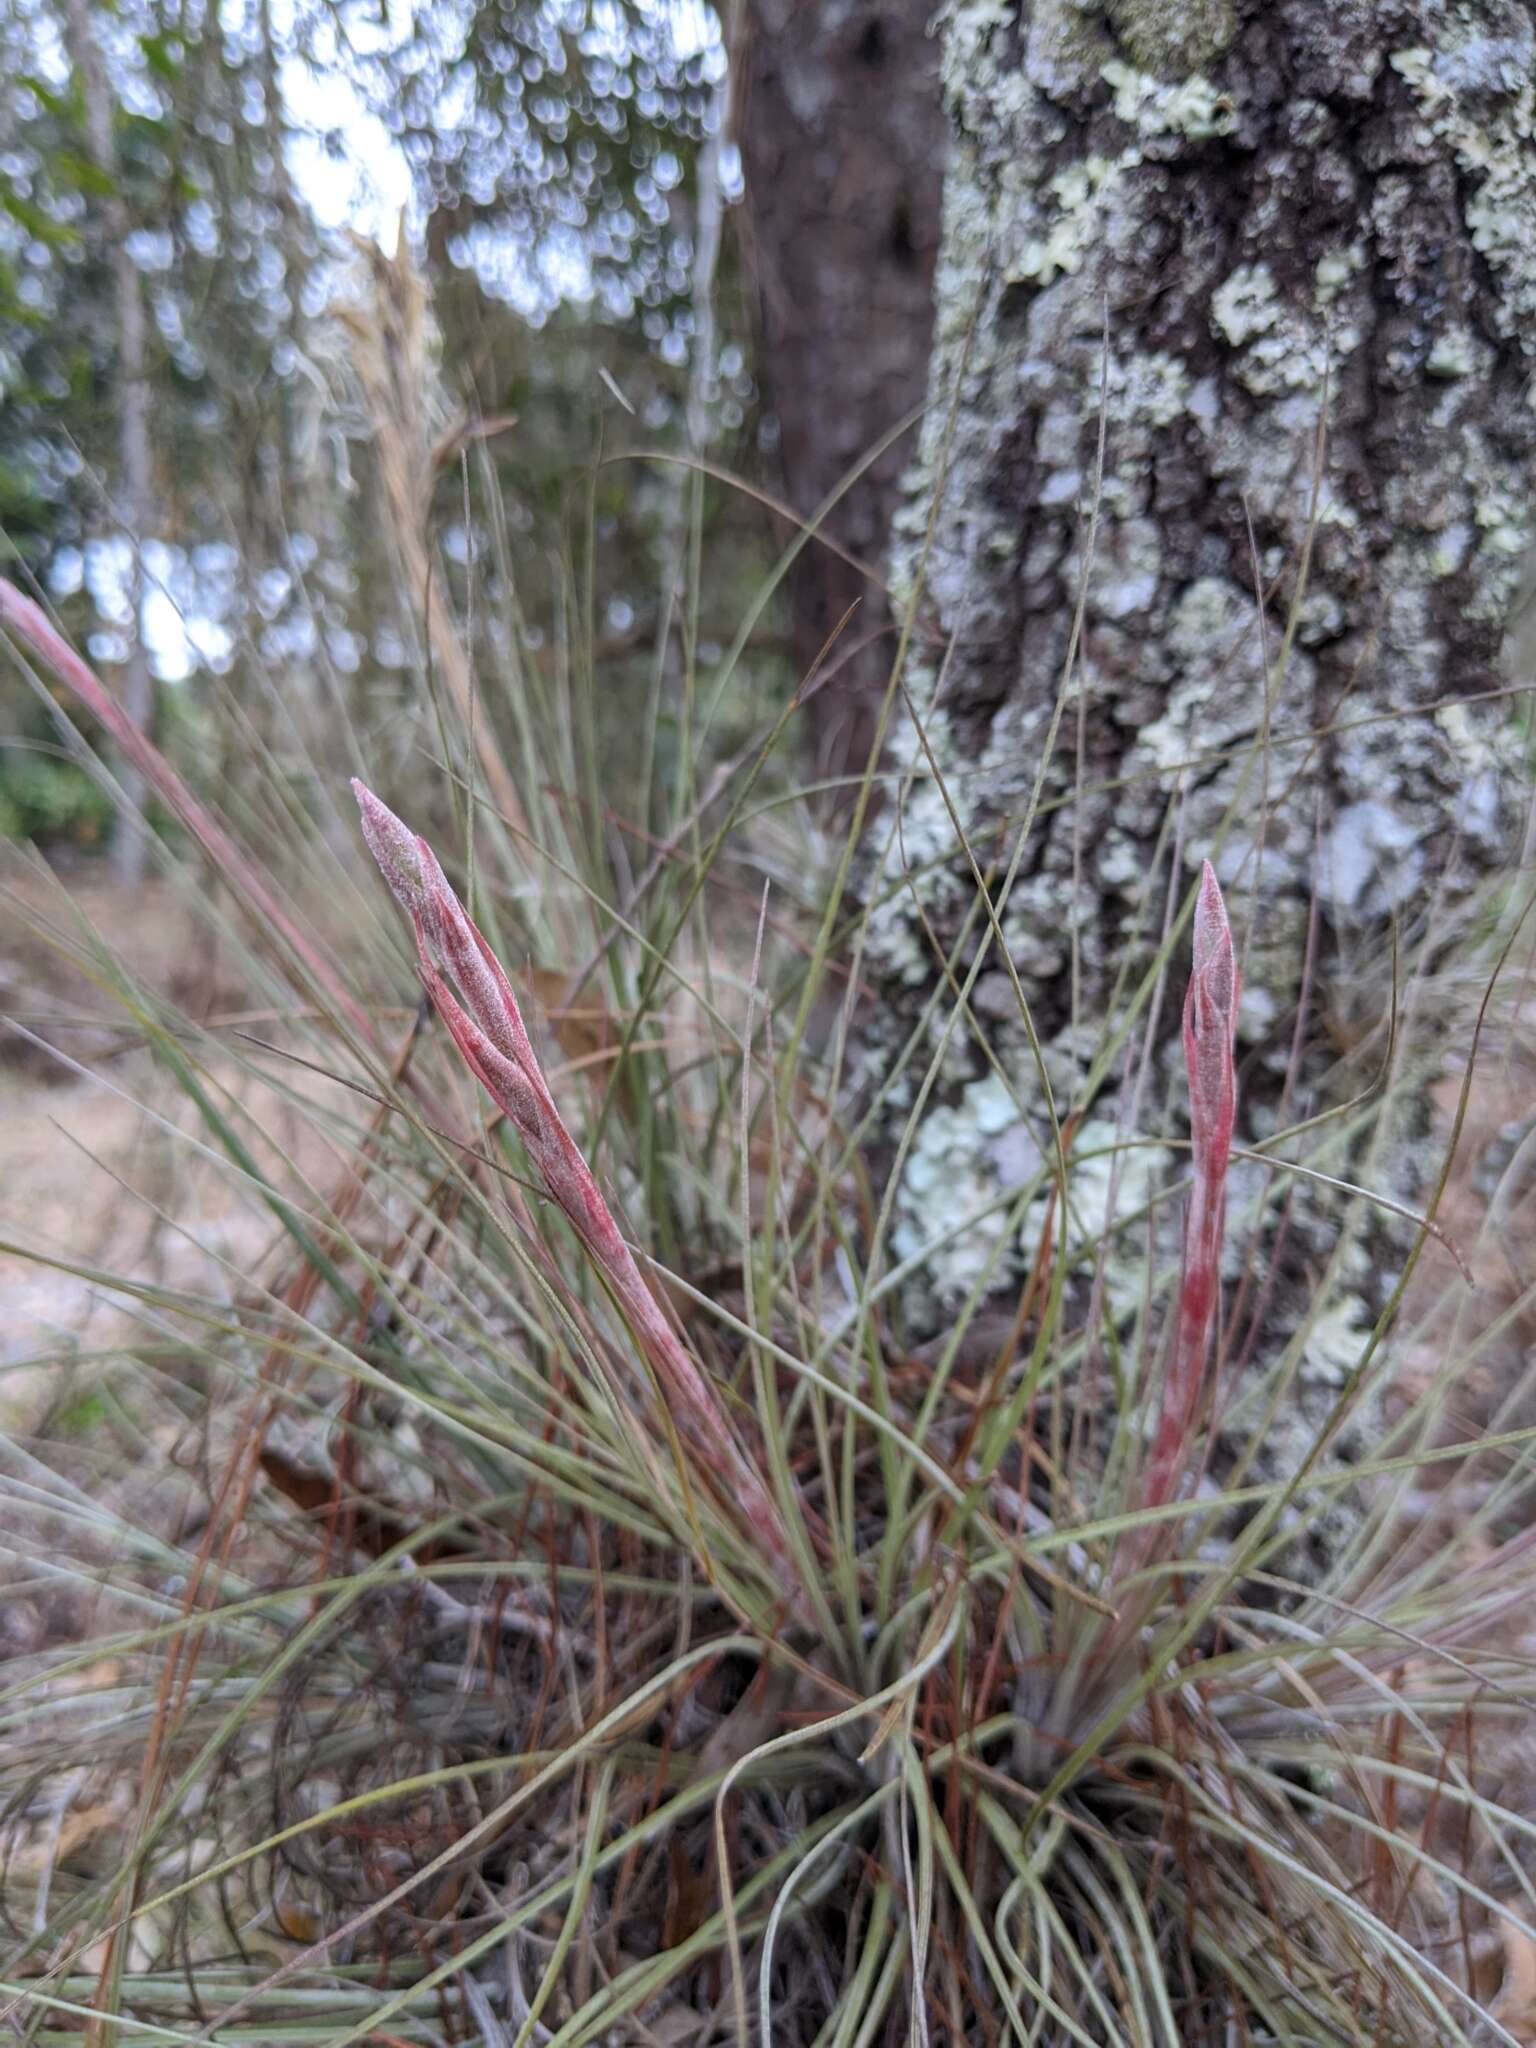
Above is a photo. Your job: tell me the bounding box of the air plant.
[7,335,1536,2044]
[1135,859,1240,1543]
[352,779,809,1617]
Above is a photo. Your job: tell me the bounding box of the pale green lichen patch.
[999,873,1076,980]
[1025,0,1114,96]
[893,1072,1046,1305]
[1428,519,1474,576]
[1313,244,1366,306]
[892,1089,1174,1322]
[1465,464,1534,621]
[1389,26,1536,340]
[1386,46,1448,106]
[1132,577,1313,773]
[1426,328,1477,378]
[1473,474,1531,557]
[1211,260,1359,395]
[1317,800,1426,918]
[1101,57,1237,138]
[1099,349,1192,427]
[1301,1300,1375,1388]
[1085,511,1163,619]
[1211,263,1280,346]
[1023,1118,1172,1317]
[1007,155,1124,285]
[863,767,970,987]
[1003,49,1238,286]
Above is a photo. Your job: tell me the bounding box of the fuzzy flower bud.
[352,779,432,922]
[1183,860,1239,1189]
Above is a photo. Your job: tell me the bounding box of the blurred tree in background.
[0,0,331,855]
[1,0,846,865]
[374,0,723,332]
[740,0,943,775]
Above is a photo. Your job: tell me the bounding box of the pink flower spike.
[1183,860,1240,1181]
[352,780,432,922]
[351,780,809,1619]
[426,876,555,1114]
[1133,861,1241,1545]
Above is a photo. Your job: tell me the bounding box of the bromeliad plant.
[1131,860,1240,1553]
[6,458,1536,2047]
[351,779,809,1617]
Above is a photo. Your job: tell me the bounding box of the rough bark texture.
[739,0,946,774]
[862,0,1536,1530]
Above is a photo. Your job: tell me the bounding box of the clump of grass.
[5,339,1536,2047]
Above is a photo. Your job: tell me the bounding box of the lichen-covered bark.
[862,0,1536,1528]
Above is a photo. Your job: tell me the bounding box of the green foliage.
[0,0,767,876]
[0,0,331,672]
[136,28,185,83]
[0,186,79,248]
[367,0,725,327]
[0,746,113,845]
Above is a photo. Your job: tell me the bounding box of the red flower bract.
[352,780,807,1616]
[1135,861,1240,1541]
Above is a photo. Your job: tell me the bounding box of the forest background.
[8,5,1536,2045]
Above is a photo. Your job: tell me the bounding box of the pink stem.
[0,580,376,1044]
[1141,861,1240,1522]
[353,781,807,1613]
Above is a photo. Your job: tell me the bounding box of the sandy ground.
[0,873,354,1433]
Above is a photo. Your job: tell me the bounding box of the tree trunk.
[739,0,946,776]
[858,1,1536,1524]
[63,0,157,885]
